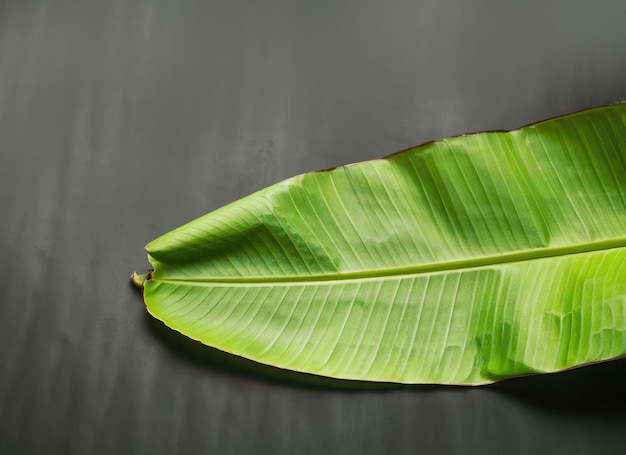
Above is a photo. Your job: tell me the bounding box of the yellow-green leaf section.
[136,104,626,385]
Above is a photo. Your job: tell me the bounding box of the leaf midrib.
[150,237,626,286]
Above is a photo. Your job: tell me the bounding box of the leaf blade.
[140,104,626,384]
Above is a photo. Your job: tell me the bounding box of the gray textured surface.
[1,1,625,454]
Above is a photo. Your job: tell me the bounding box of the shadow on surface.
[143,313,418,391]
[491,358,626,415]
[144,309,626,411]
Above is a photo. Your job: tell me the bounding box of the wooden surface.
[1,1,625,453]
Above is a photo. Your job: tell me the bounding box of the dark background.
[1,1,626,454]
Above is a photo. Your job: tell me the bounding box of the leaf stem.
[131,271,152,288]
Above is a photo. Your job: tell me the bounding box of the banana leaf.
[133,103,626,385]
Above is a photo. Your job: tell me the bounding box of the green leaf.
[134,104,626,385]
